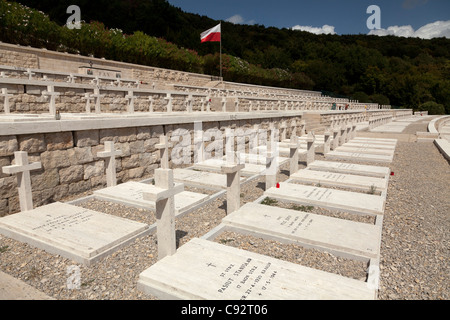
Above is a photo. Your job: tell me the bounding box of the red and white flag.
[200,23,221,43]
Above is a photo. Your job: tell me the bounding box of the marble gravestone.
[173,168,245,190]
[290,169,388,193]
[221,203,381,259]
[264,183,385,215]
[93,181,209,215]
[334,146,394,156]
[307,161,390,178]
[192,158,266,176]
[137,238,376,300]
[0,202,150,265]
[324,150,394,163]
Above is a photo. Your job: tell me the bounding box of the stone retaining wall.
[0,116,303,216]
[0,42,213,89]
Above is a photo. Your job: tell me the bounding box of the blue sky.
[167,0,450,38]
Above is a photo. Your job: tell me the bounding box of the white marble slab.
[0,202,150,265]
[93,181,210,214]
[352,138,397,145]
[264,183,385,215]
[192,158,266,176]
[343,142,396,150]
[325,150,394,163]
[222,203,381,259]
[335,146,394,156]
[235,153,289,166]
[307,160,390,178]
[173,169,245,189]
[137,238,375,300]
[253,145,307,157]
[290,169,388,192]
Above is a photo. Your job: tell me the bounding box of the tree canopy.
[4,0,450,114]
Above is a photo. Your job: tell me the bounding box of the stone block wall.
[0,116,302,216]
[0,48,39,69]
[1,85,207,114]
[0,126,162,216]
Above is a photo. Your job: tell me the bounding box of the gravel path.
[0,120,448,300]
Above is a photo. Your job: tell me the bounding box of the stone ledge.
[0,111,306,135]
[434,139,450,161]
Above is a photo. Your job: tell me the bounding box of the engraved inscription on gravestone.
[32,210,94,233]
[214,257,278,300]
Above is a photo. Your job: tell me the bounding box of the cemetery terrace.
[0,42,448,301]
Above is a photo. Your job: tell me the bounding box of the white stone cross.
[221,97,227,112]
[206,96,211,112]
[200,98,205,112]
[0,72,8,78]
[306,131,316,166]
[66,73,77,84]
[92,88,105,114]
[185,94,193,113]
[339,125,347,145]
[83,93,94,113]
[280,121,288,141]
[234,97,239,112]
[194,122,206,164]
[323,129,332,155]
[299,120,306,136]
[224,128,235,164]
[125,90,136,113]
[290,119,297,137]
[149,96,154,113]
[221,162,245,214]
[90,76,100,86]
[164,93,173,113]
[97,141,122,187]
[41,85,60,116]
[155,135,172,169]
[265,151,277,190]
[143,168,184,260]
[331,127,340,150]
[2,151,41,212]
[289,134,299,176]
[24,68,35,80]
[351,123,357,140]
[1,88,12,114]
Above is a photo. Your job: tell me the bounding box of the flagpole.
[220,22,222,81]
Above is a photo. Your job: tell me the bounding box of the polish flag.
[201,24,221,43]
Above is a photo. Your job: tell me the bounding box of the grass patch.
[219,238,234,244]
[261,197,278,206]
[368,185,377,195]
[291,205,314,212]
[0,245,9,253]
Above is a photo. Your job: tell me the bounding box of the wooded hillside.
[5,0,450,113]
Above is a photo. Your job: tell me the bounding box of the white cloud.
[369,20,450,39]
[226,14,255,25]
[291,24,336,35]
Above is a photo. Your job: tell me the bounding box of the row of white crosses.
[0,83,390,115]
[1,141,124,213]
[1,129,312,262]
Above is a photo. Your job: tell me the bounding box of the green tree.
[418,101,445,115]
